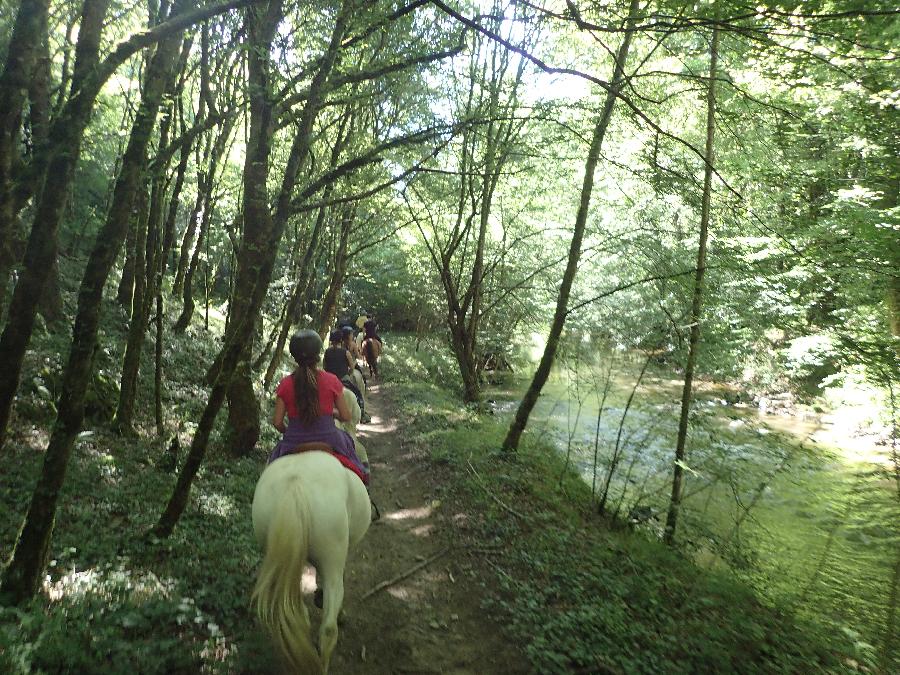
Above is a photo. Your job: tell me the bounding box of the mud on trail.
[326,384,529,674]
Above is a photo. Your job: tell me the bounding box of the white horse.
[252,389,370,673]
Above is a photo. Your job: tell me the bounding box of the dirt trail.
[328,383,529,674]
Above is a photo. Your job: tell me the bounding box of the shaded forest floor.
[0,313,887,673]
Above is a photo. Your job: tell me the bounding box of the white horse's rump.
[251,388,370,673]
[252,453,370,673]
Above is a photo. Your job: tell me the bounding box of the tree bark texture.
[316,206,354,336]
[664,19,719,545]
[0,0,111,451]
[172,149,208,296]
[114,186,151,432]
[0,0,51,321]
[0,0,189,604]
[226,352,259,456]
[501,0,641,452]
[117,217,138,309]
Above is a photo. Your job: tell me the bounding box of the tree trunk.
[501,0,641,452]
[316,206,353,335]
[174,115,234,332]
[30,12,58,326]
[114,187,151,433]
[38,254,64,324]
[0,0,111,451]
[0,0,189,604]
[117,217,137,309]
[172,166,206,296]
[160,102,191,276]
[226,350,259,456]
[663,19,719,545]
[0,0,51,322]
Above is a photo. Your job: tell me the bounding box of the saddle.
[288,442,369,486]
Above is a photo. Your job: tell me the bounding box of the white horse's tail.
[252,476,322,674]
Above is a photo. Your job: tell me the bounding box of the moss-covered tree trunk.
[0,0,189,603]
[117,216,138,309]
[0,0,51,321]
[226,351,259,456]
[501,0,640,452]
[114,187,151,433]
[664,19,719,545]
[0,0,111,451]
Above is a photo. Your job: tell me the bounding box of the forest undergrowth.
[0,302,881,673]
[381,336,873,674]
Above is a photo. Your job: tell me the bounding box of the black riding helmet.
[289,329,323,364]
[341,325,354,337]
[329,329,343,344]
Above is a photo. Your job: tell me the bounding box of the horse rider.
[324,329,370,423]
[268,330,369,482]
[342,325,366,378]
[363,313,382,346]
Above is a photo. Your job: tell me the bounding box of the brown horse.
[362,338,382,378]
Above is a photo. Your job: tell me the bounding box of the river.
[487,351,899,666]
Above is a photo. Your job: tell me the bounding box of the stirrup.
[370,498,381,522]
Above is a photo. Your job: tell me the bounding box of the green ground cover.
[380,334,870,674]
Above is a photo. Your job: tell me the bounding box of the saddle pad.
[289,446,369,486]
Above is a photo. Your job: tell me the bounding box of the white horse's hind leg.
[316,544,347,674]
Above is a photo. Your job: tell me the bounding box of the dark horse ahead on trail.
[362,337,381,378]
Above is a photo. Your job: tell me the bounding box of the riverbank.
[379,335,882,673]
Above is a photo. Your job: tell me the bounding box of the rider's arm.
[345,349,355,370]
[272,397,287,433]
[334,389,351,422]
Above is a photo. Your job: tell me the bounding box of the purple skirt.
[269,415,368,480]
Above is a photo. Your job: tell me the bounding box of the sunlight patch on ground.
[451,512,470,529]
[197,490,237,518]
[410,523,435,537]
[386,586,410,600]
[44,560,176,602]
[363,414,396,432]
[384,505,433,521]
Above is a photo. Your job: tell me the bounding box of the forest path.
[327,382,529,674]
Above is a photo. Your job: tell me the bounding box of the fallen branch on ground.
[362,547,450,600]
[466,459,527,520]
